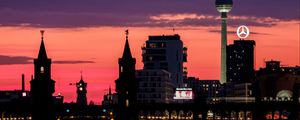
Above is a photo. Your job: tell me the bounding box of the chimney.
[22,74,25,92]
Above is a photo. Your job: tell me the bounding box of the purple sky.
[0,0,299,27]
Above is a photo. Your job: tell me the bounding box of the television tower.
[216,0,233,84]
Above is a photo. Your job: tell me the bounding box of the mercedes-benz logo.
[236,25,250,39]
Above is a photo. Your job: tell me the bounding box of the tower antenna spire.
[172,24,176,34]
[215,0,233,84]
[80,70,83,80]
[40,30,45,40]
[125,29,129,41]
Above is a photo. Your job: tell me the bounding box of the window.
[22,92,27,97]
[161,43,165,47]
[126,99,129,107]
[149,43,156,48]
[120,66,123,73]
[149,56,153,61]
[40,66,44,73]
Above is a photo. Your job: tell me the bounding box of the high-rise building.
[215,0,233,84]
[142,34,187,87]
[227,40,256,83]
[76,75,87,106]
[30,30,55,120]
[136,69,174,104]
[115,30,137,119]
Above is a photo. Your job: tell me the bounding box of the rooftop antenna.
[172,25,176,34]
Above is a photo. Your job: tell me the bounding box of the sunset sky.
[0,0,299,104]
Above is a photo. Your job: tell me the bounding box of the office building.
[142,34,187,87]
[227,40,256,83]
[185,77,221,104]
[136,69,174,104]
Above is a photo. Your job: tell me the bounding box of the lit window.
[142,49,146,54]
[126,99,129,107]
[40,66,44,73]
[120,66,123,73]
[150,43,156,48]
[79,87,83,91]
[149,56,153,61]
[22,92,27,97]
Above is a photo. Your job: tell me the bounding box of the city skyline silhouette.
[0,0,299,104]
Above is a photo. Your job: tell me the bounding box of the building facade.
[227,40,256,83]
[185,77,221,104]
[136,69,175,104]
[142,34,187,87]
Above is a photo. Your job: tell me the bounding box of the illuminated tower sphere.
[215,0,233,84]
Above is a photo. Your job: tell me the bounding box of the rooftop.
[148,34,180,40]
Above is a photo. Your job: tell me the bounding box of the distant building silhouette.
[22,74,25,92]
[76,74,87,106]
[115,30,137,120]
[30,30,55,120]
[253,60,300,119]
[0,74,30,105]
[227,40,256,83]
[142,34,187,87]
[257,60,300,76]
[256,60,300,99]
[102,87,117,106]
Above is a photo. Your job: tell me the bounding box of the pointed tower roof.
[38,30,48,59]
[122,29,133,59]
[79,71,85,83]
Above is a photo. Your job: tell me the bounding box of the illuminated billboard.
[173,88,193,99]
